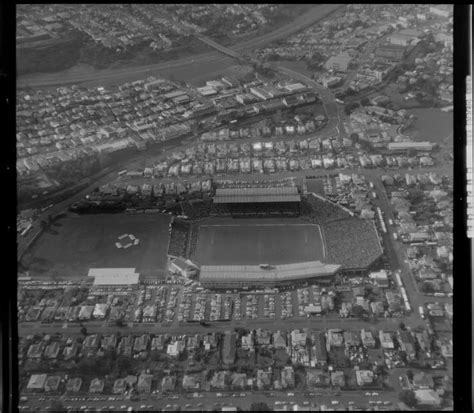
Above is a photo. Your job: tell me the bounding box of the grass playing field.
[24,213,171,278]
[193,217,325,266]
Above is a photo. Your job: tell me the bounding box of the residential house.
[113,378,127,394]
[137,373,153,393]
[273,331,287,349]
[281,366,295,389]
[43,341,60,359]
[222,331,237,365]
[133,334,150,353]
[331,371,346,387]
[241,333,255,351]
[356,370,374,386]
[412,372,434,390]
[230,373,247,390]
[256,329,271,346]
[398,331,416,360]
[306,369,330,388]
[161,375,176,392]
[378,331,395,349]
[183,374,201,391]
[89,378,105,393]
[66,378,82,393]
[256,368,272,390]
[210,371,229,390]
[44,376,61,392]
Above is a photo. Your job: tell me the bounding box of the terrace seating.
[323,218,383,270]
[300,195,349,224]
[187,224,201,258]
[167,220,191,258]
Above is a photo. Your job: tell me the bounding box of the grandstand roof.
[213,187,301,204]
[92,273,139,286]
[88,268,137,277]
[200,261,340,283]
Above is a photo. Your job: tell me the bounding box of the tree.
[352,305,367,319]
[115,320,126,328]
[406,370,414,380]
[49,400,65,412]
[421,282,435,294]
[350,132,359,143]
[407,148,417,158]
[399,390,418,408]
[398,322,406,331]
[344,101,360,116]
[250,402,271,411]
[80,326,88,336]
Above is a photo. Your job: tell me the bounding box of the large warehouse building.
[200,261,341,290]
[88,268,140,287]
[212,187,301,217]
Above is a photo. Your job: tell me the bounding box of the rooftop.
[213,187,301,204]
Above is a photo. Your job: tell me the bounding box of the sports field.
[24,213,171,278]
[193,218,325,265]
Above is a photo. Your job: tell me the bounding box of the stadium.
[168,185,384,290]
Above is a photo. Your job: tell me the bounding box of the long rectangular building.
[213,187,301,204]
[88,268,139,287]
[200,261,340,290]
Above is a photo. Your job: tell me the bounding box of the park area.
[193,217,325,266]
[23,213,171,278]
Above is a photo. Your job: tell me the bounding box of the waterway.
[405,108,453,143]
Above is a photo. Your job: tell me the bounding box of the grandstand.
[200,261,341,290]
[211,187,301,217]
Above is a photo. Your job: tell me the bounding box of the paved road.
[20,389,398,412]
[17,5,344,89]
[19,315,426,337]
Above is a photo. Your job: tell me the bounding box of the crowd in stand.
[187,224,201,258]
[167,219,191,258]
[323,218,383,270]
[300,194,350,224]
